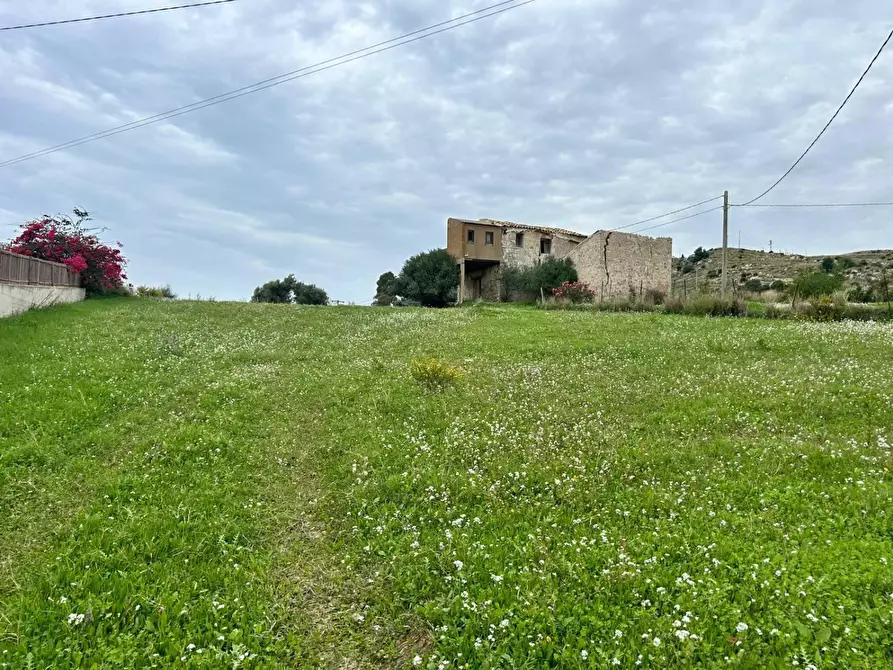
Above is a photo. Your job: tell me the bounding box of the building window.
[485,231,494,245]
[540,238,552,255]
[467,229,475,244]
[515,233,524,247]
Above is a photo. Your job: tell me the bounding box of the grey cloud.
[0,0,891,302]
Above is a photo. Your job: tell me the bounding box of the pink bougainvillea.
[552,281,596,304]
[61,254,88,273]
[8,209,127,295]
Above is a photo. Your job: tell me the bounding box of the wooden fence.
[0,249,81,287]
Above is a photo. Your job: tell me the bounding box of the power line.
[739,26,893,206]
[0,0,236,31]
[737,201,893,208]
[632,205,725,234]
[610,195,723,232]
[0,0,534,168]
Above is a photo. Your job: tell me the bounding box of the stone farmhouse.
[446,217,672,303]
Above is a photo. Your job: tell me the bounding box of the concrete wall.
[447,219,465,260]
[568,231,672,301]
[0,284,86,318]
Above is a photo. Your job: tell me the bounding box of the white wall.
[0,284,86,318]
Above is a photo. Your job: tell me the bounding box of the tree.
[501,257,578,299]
[7,209,127,296]
[251,274,328,305]
[820,257,836,274]
[293,282,328,305]
[251,277,293,304]
[789,271,844,299]
[743,278,766,293]
[373,271,397,306]
[690,247,710,263]
[394,249,458,308]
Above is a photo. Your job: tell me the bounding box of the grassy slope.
[1,300,892,668]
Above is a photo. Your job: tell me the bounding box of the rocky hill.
[672,248,893,296]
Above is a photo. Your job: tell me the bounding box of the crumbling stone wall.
[568,231,672,301]
[480,265,501,301]
[500,227,583,268]
[501,227,543,267]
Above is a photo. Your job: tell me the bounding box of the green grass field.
[1,300,892,668]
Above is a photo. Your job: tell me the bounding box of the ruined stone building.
[446,217,672,303]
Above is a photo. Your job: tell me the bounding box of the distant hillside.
[672,248,893,294]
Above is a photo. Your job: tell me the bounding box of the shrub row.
[542,294,892,322]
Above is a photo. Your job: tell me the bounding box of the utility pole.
[721,190,729,298]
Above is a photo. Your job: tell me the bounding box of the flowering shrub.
[410,357,462,391]
[7,209,127,295]
[799,295,846,322]
[136,285,177,299]
[552,281,595,303]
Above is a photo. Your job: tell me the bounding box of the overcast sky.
[1,0,890,302]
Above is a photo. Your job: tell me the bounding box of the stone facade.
[568,231,672,300]
[447,217,672,303]
[499,226,582,268]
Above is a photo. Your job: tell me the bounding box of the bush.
[410,358,462,391]
[663,296,685,314]
[764,303,788,319]
[136,285,176,299]
[797,295,846,321]
[820,257,836,273]
[848,284,875,303]
[502,258,578,301]
[683,296,747,317]
[7,209,127,296]
[789,271,844,299]
[552,281,595,304]
[644,288,666,306]
[394,249,458,308]
[844,304,880,321]
[251,274,328,305]
[769,280,787,292]
[743,278,766,293]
